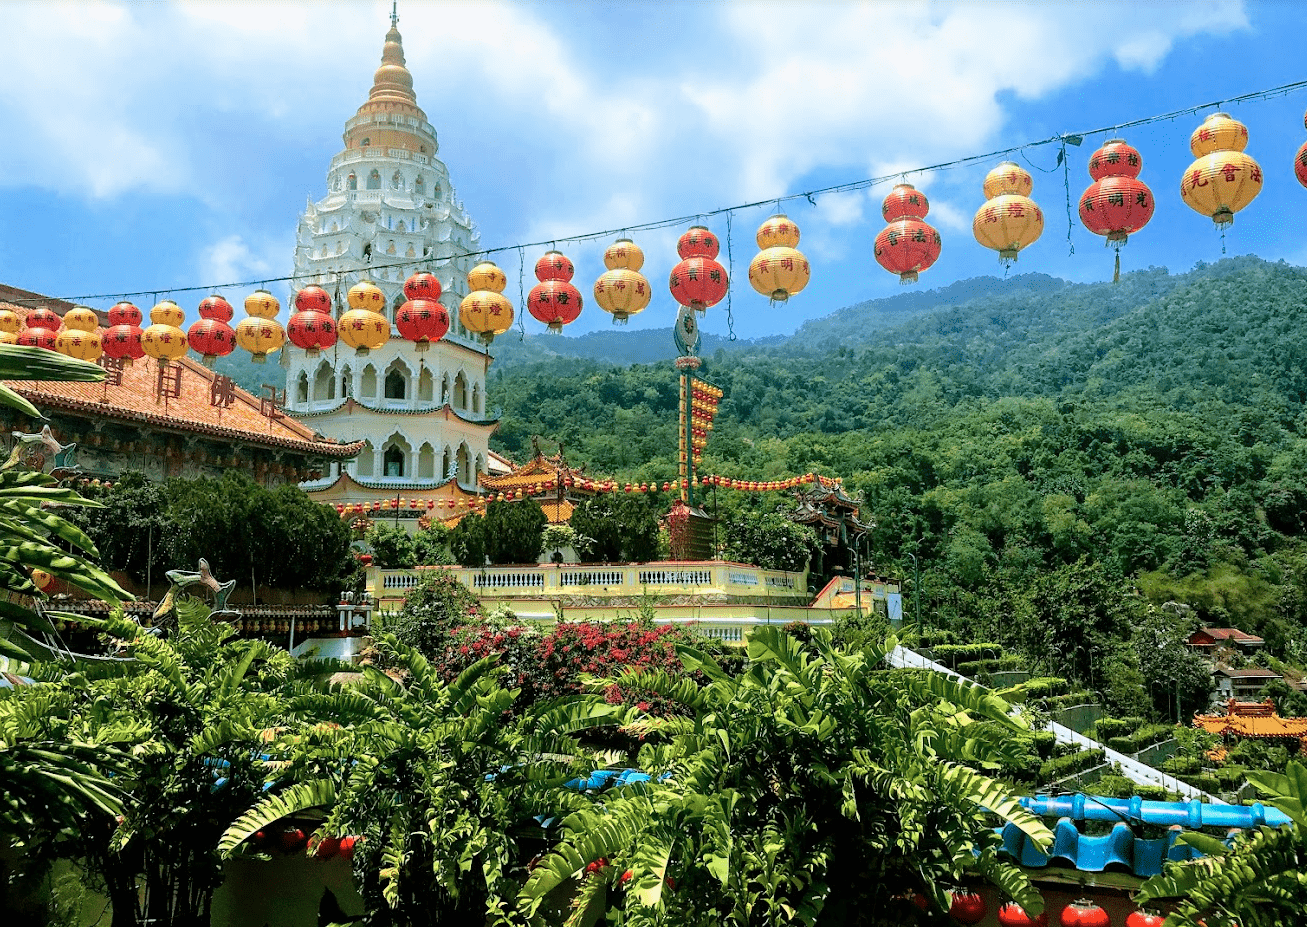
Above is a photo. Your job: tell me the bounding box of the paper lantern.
[141,300,189,365]
[670,226,729,313]
[999,902,1049,927]
[749,215,810,301]
[188,294,237,366]
[104,302,145,366]
[1124,913,1164,927]
[593,238,652,325]
[974,162,1043,265]
[0,309,19,345]
[235,290,285,364]
[875,184,942,284]
[1180,112,1262,226]
[1297,108,1307,189]
[403,271,443,302]
[948,891,986,925]
[54,306,103,362]
[1079,139,1155,281]
[459,262,513,344]
[287,286,337,357]
[338,280,390,355]
[18,307,60,350]
[528,251,583,332]
[395,298,450,351]
[1059,900,1109,927]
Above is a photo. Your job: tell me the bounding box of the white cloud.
[198,234,280,288]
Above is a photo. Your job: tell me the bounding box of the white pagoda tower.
[288,11,498,508]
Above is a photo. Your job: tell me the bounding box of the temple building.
[0,286,359,486]
[289,11,500,511]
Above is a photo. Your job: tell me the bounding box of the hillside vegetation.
[488,256,1307,715]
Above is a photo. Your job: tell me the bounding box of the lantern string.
[1061,141,1076,258]
[517,246,526,342]
[20,75,1307,309]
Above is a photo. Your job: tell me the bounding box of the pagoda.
[288,9,498,512]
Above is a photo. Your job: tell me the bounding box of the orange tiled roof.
[541,500,574,524]
[1195,699,1307,740]
[1,291,359,459]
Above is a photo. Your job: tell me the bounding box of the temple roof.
[0,289,360,460]
[1194,698,1307,740]
[480,445,590,493]
[292,396,499,430]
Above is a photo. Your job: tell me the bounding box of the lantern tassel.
[1113,250,1120,284]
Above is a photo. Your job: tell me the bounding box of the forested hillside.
[489,255,1307,709]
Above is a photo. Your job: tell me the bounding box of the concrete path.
[886,645,1223,803]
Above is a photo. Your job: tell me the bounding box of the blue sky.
[1,0,1304,342]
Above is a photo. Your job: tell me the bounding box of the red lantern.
[17,322,58,350]
[874,184,942,284]
[1296,108,1307,190]
[949,891,987,925]
[669,226,729,313]
[1079,139,1154,282]
[280,828,307,851]
[104,302,146,365]
[395,298,450,351]
[188,295,237,366]
[1124,914,1164,927]
[337,836,357,860]
[1060,900,1110,927]
[313,836,341,859]
[528,251,583,332]
[999,902,1050,927]
[288,286,337,357]
[403,272,443,302]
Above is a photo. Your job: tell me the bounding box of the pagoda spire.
[391,2,399,28]
[367,10,416,107]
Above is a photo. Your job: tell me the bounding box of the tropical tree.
[520,626,1055,927]
[1136,760,1307,927]
[720,510,819,572]
[219,634,619,927]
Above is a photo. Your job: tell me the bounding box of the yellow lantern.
[748,215,810,302]
[55,306,103,362]
[0,309,20,345]
[339,279,390,355]
[236,290,286,364]
[1180,112,1262,227]
[974,163,1043,265]
[141,300,189,365]
[593,239,652,324]
[459,262,513,344]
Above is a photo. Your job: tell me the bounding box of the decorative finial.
[391,1,398,27]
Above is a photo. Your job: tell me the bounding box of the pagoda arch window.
[442,445,453,480]
[367,170,381,190]
[340,365,353,398]
[361,365,377,399]
[414,175,425,195]
[433,182,443,201]
[347,173,357,191]
[457,443,471,485]
[313,363,335,402]
[418,367,434,402]
[453,372,468,410]
[382,433,412,479]
[383,446,405,478]
[418,442,435,479]
[392,293,405,322]
[475,453,485,478]
[384,367,407,400]
[391,169,403,190]
[296,371,309,404]
[471,383,481,415]
[440,374,450,405]
[356,441,375,478]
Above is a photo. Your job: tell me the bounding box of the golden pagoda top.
[342,6,431,152]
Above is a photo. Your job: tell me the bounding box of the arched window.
[383,446,405,478]
[340,365,352,398]
[418,368,434,402]
[471,384,481,415]
[440,374,450,405]
[367,169,381,190]
[361,366,377,399]
[442,446,452,480]
[475,453,485,478]
[313,364,334,402]
[356,441,375,477]
[347,173,357,191]
[414,175,426,195]
[391,169,403,190]
[418,443,435,479]
[457,443,471,484]
[385,369,406,400]
[392,293,405,322]
[453,372,468,410]
[296,372,309,404]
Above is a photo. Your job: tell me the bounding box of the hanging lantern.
[974,162,1043,265]
[1296,108,1307,190]
[594,238,652,325]
[104,301,146,366]
[1059,899,1110,927]
[669,226,729,313]
[31,569,54,592]
[459,262,513,344]
[998,902,1049,927]
[528,250,584,333]
[338,280,391,355]
[287,286,337,358]
[1180,112,1262,227]
[875,184,943,284]
[141,300,188,366]
[395,298,450,351]
[748,215,810,302]
[1079,139,1155,282]
[0,310,20,345]
[948,890,987,925]
[403,271,443,302]
[187,294,237,366]
[236,289,286,364]
[18,307,60,350]
[55,306,103,362]
[1124,913,1164,927]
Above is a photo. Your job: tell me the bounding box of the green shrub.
[1094,716,1147,742]
[1039,748,1105,782]
[1032,732,1059,759]
[930,643,1003,667]
[1107,724,1174,754]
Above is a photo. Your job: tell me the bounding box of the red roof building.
[1187,626,1265,654]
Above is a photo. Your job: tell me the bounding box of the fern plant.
[520,626,1054,927]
